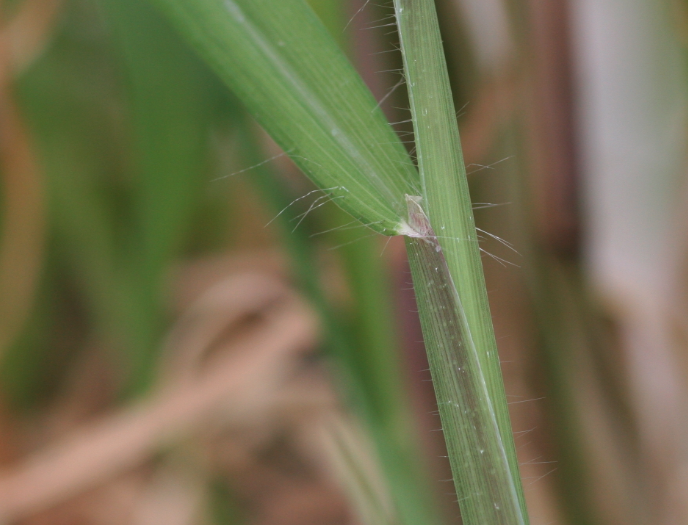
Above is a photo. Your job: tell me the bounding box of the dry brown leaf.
[0,14,46,361]
[0,273,318,521]
[2,0,63,73]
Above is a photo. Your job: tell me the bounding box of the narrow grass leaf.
[150,0,420,235]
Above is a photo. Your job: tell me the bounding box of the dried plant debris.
[0,263,383,524]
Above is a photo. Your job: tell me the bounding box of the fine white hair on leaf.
[388,117,414,126]
[455,100,470,119]
[466,156,513,175]
[513,427,537,440]
[507,396,545,405]
[211,148,293,181]
[525,468,558,486]
[309,219,361,238]
[343,0,371,32]
[479,247,518,268]
[519,458,557,466]
[376,67,406,75]
[327,232,380,251]
[363,21,398,31]
[372,76,406,113]
[370,46,403,56]
[472,202,510,210]
[291,194,345,232]
[310,219,384,238]
[399,195,519,269]
[264,186,341,227]
[380,235,394,257]
[475,227,520,255]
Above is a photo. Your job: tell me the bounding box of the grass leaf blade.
[150,0,420,235]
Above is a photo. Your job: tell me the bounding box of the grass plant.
[4,0,685,523]
[150,0,530,523]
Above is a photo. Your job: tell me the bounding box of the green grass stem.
[393,0,529,523]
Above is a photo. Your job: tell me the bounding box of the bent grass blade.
[150,0,420,235]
